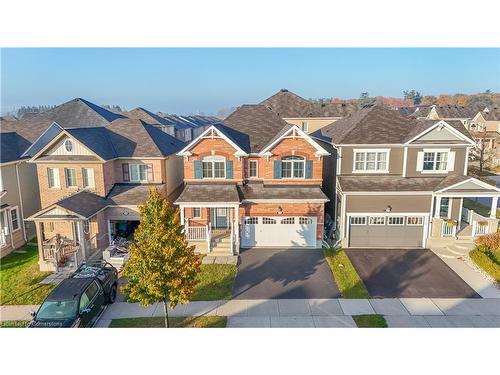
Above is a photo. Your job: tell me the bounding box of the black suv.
[29,261,118,328]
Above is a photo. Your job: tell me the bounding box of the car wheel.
[108,284,117,304]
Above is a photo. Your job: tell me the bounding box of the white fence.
[186,225,208,241]
[441,221,457,237]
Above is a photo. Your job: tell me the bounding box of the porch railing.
[185,225,208,241]
[441,221,457,237]
[471,212,490,236]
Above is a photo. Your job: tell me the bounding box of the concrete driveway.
[232,248,341,299]
[345,249,480,298]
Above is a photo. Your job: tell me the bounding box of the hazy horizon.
[1,48,499,115]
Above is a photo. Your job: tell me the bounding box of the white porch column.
[35,221,44,260]
[490,197,498,218]
[180,206,185,228]
[233,205,239,254]
[434,196,442,218]
[78,220,87,261]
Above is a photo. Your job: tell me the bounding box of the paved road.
[345,249,480,298]
[232,248,341,299]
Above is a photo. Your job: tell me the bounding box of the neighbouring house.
[22,119,184,271]
[469,108,500,166]
[175,104,330,254]
[408,103,487,125]
[156,112,218,142]
[260,89,358,134]
[0,98,125,257]
[124,107,177,137]
[312,105,500,249]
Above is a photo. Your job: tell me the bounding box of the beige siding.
[283,118,340,134]
[46,135,94,156]
[346,195,432,213]
[339,146,404,176]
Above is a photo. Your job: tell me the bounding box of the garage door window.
[388,216,404,226]
[281,217,295,224]
[299,217,313,225]
[407,216,423,225]
[244,217,258,224]
[262,217,276,224]
[350,216,366,225]
[369,216,386,225]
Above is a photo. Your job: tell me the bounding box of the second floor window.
[202,156,225,179]
[353,150,389,172]
[130,164,148,182]
[10,207,19,231]
[249,160,258,178]
[65,168,77,187]
[423,151,448,171]
[82,168,95,188]
[282,156,305,178]
[47,168,60,188]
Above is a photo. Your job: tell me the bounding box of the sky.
[1,48,499,115]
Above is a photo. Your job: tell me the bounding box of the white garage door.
[241,216,317,248]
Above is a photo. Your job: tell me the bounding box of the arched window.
[202,156,226,178]
[282,156,305,178]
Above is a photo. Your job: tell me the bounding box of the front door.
[212,208,229,229]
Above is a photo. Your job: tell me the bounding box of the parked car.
[28,261,118,328]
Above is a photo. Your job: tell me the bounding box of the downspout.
[15,162,28,242]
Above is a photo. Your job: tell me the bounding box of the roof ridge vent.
[280,88,289,92]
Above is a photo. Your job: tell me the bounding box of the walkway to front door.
[232,248,341,299]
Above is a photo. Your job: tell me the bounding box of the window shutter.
[122,163,130,182]
[147,164,154,181]
[305,160,313,179]
[416,152,424,172]
[274,160,282,179]
[447,151,455,172]
[194,160,202,179]
[226,160,233,179]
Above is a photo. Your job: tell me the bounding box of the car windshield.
[36,300,78,320]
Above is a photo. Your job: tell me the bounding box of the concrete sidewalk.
[3,298,499,328]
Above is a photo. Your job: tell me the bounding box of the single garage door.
[241,216,317,248]
[348,215,425,248]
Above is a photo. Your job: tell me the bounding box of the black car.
[29,261,118,328]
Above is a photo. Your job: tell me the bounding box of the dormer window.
[282,156,305,178]
[64,139,73,152]
[202,156,226,179]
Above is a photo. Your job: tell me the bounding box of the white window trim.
[420,148,451,174]
[47,167,60,189]
[249,160,258,179]
[82,168,95,189]
[387,216,405,226]
[192,207,201,219]
[64,139,73,153]
[129,164,148,182]
[301,121,309,132]
[64,168,77,188]
[10,206,20,232]
[368,216,386,225]
[406,216,424,226]
[202,156,226,179]
[350,216,367,226]
[352,148,390,173]
[281,156,306,179]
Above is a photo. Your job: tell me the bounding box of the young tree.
[403,90,423,105]
[122,188,201,327]
[472,130,494,173]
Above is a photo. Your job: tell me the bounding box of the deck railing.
[441,221,457,237]
[186,225,208,241]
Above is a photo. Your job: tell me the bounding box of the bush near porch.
[470,232,500,282]
[0,244,55,305]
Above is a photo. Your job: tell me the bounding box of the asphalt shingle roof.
[175,183,240,204]
[238,183,328,201]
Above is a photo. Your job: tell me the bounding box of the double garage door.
[348,214,426,248]
[241,216,317,248]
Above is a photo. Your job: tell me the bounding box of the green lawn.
[0,320,30,328]
[0,244,55,305]
[191,264,237,301]
[353,314,387,328]
[322,247,370,299]
[109,316,227,328]
[463,198,500,219]
[469,247,500,282]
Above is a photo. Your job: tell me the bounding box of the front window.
[10,207,19,231]
[47,168,60,188]
[202,156,225,179]
[423,151,448,171]
[64,139,73,152]
[282,156,304,178]
[129,164,147,182]
[192,207,201,218]
[249,160,258,178]
[82,168,95,188]
[439,197,450,218]
[354,150,388,172]
[36,300,78,320]
[64,168,77,187]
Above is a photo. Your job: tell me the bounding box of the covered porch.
[429,177,500,243]
[175,183,242,255]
